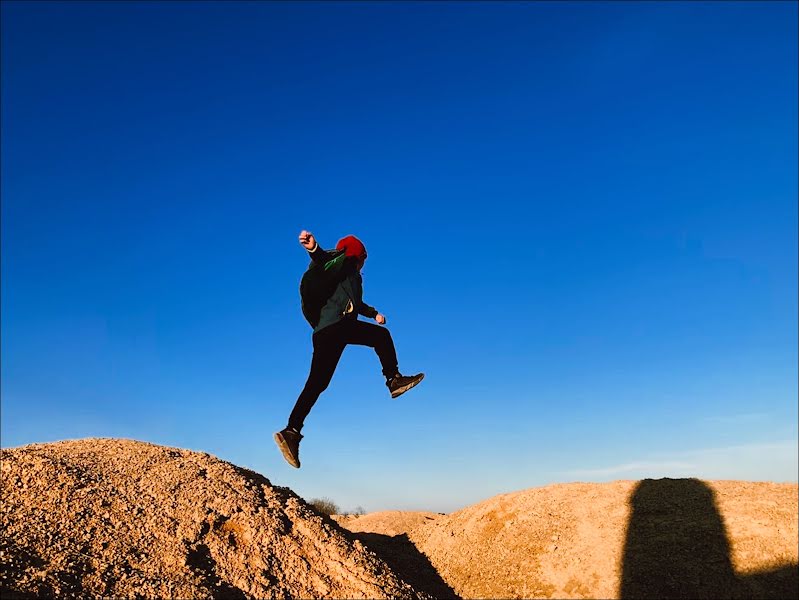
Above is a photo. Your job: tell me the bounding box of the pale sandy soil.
[338,481,798,599]
[333,511,442,537]
[2,438,796,599]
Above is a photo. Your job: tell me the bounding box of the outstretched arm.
[299,230,334,264]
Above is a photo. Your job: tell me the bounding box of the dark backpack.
[300,249,347,328]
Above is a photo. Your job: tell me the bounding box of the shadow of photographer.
[621,478,797,599]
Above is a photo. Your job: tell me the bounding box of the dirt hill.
[2,438,796,599]
[0,438,427,599]
[339,480,798,599]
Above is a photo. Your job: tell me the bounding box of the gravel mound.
[408,479,798,599]
[333,511,442,537]
[0,438,427,599]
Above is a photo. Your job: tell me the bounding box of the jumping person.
[274,230,425,468]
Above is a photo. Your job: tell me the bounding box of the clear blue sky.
[2,1,796,513]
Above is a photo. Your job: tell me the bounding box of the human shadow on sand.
[620,478,798,599]
[346,531,459,599]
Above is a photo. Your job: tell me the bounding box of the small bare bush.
[309,497,340,516]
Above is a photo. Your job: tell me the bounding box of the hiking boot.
[274,428,303,468]
[387,372,425,398]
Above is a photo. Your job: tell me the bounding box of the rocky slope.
[0,438,427,599]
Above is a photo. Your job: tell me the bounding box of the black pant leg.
[287,326,346,431]
[342,319,400,379]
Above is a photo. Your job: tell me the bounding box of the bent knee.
[303,377,332,395]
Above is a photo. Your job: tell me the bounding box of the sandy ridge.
[0,438,429,599]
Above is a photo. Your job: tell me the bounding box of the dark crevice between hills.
[348,531,460,599]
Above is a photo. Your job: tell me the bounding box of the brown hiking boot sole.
[391,373,425,398]
[274,431,300,468]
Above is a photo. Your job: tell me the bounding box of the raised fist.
[298,230,316,250]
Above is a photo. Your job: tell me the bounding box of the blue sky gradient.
[2,1,797,512]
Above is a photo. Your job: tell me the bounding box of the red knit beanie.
[336,235,367,262]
